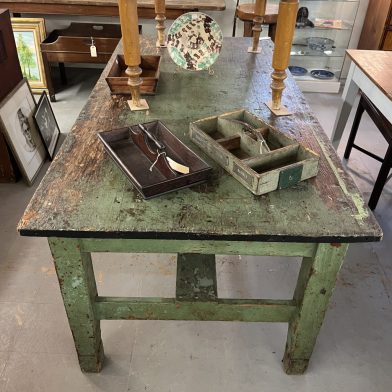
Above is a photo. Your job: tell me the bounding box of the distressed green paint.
[283,243,349,374]
[18,38,382,244]
[308,122,370,223]
[18,37,382,376]
[278,164,303,189]
[94,297,297,322]
[48,237,104,372]
[176,253,217,301]
[80,238,317,257]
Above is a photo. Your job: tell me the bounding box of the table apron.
[78,238,318,257]
[351,65,392,126]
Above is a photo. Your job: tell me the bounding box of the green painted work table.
[18,37,382,374]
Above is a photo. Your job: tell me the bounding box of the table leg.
[42,53,56,102]
[48,238,104,372]
[283,243,348,374]
[59,62,67,85]
[331,63,359,149]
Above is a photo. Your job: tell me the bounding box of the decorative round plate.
[310,69,335,80]
[288,66,308,76]
[167,12,223,71]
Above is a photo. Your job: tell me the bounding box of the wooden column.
[118,0,149,110]
[155,0,166,47]
[248,0,266,53]
[266,0,298,116]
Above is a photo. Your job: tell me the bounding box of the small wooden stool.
[233,2,279,41]
[344,92,392,210]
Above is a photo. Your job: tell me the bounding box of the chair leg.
[243,21,253,37]
[368,145,392,210]
[344,96,365,160]
[232,0,240,37]
[268,23,277,43]
[232,16,237,37]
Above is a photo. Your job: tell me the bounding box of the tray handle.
[129,127,177,179]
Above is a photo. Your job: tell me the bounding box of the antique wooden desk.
[0,0,225,19]
[18,38,382,375]
[332,50,392,148]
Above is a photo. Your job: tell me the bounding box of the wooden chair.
[232,1,279,42]
[344,92,392,210]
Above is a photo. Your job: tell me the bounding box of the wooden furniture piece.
[248,0,266,53]
[105,54,161,95]
[41,23,122,101]
[118,0,148,111]
[331,50,392,148]
[154,0,166,47]
[0,132,19,183]
[234,2,279,41]
[343,92,392,210]
[0,0,225,19]
[267,0,298,114]
[358,0,392,50]
[0,9,23,102]
[18,37,382,375]
[0,9,23,182]
[189,109,320,194]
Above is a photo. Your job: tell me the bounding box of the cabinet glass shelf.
[290,46,346,57]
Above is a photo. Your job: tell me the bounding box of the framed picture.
[0,78,46,185]
[11,18,47,92]
[34,91,60,159]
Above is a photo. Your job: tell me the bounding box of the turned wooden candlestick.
[248,0,266,53]
[118,0,149,110]
[155,0,166,47]
[267,0,298,115]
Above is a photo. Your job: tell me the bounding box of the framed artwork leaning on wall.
[0,78,46,185]
[34,91,60,159]
[11,18,47,93]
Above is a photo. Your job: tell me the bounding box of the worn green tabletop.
[18,38,382,243]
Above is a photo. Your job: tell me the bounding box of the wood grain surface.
[346,49,392,101]
[0,0,225,15]
[18,38,382,243]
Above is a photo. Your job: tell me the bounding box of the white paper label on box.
[90,45,97,57]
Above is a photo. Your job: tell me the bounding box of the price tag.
[90,45,97,57]
[90,37,97,57]
[167,157,190,174]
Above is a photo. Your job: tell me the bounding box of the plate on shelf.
[288,66,308,76]
[167,12,223,71]
[310,70,335,80]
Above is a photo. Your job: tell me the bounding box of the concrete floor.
[1,3,392,391]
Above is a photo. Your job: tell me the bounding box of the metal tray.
[98,121,212,199]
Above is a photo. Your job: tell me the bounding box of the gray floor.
[1,4,392,391]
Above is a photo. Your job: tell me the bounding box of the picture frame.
[34,91,60,159]
[0,78,46,185]
[11,18,47,92]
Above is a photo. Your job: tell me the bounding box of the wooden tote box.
[190,109,319,195]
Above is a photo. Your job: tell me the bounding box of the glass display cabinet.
[270,0,360,92]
